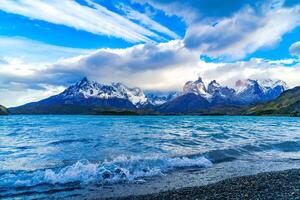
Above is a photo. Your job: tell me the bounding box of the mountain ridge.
[8,77,289,115]
[246,86,300,116]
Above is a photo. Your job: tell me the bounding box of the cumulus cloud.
[135,0,300,59]
[39,40,200,89]
[290,41,300,57]
[0,0,176,43]
[3,38,300,107]
[0,40,199,106]
[185,5,300,59]
[197,58,300,88]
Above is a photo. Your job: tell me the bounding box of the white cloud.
[116,3,179,39]
[3,39,300,107]
[184,5,300,59]
[0,0,172,43]
[195,58,300,89]
[42,40,201,90]
[290,41,300,57]
[135,0,300,60]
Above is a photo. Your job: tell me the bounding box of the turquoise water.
[1,115,300,198]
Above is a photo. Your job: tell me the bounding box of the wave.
[2,139,300,191]
[0,155,212,189]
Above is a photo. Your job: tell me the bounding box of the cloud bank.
[2,39,300,107]
[135,0,300,59]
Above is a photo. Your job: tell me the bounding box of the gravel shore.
[107,169,300,200]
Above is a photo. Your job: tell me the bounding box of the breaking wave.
[0,155,212,189]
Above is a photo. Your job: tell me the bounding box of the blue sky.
[0,0,300,107]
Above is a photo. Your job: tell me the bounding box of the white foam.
[0,155,212,188]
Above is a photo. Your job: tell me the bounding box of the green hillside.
[0,105,8,115]
[246,87,300,116]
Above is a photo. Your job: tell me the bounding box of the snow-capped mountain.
[10,78,152,114]
[182,78,237,103]
[207,80,236,98]
[60,77,147,107]
[183,77,212,99]
[235,79,288,103]
[10,77,180,114]
[182,77,288,104]
[158,77,288,114]
[258,79,288,100]
[9,76,289,114]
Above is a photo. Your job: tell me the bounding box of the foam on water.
[2,115,300,198]
[0,155,212,189]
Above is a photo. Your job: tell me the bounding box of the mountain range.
[157,77,288,114]
[247,86,300,116]
[8,77,290,115]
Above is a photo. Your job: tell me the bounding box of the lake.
[1,115,300,199]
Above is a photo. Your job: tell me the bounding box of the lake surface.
[1,115,300,199]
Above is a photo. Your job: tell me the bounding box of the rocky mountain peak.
[183,77,210,98]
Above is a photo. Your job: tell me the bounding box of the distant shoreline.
[108,168,300,200]
[2,112,299,117]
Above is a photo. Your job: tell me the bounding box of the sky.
[1,0,300,107]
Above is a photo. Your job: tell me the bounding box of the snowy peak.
[183,77,211,98]
[183,77,236,101]
[181,77,288,105]
[258,79,288,91]
[207,80,221,94]
[111,82,147,106]
[77,77,89,86]
[235,79,261,95]
[61,77,147,106]
[235,79,288,103]
[207,80,236,99]
[235,79,262,95]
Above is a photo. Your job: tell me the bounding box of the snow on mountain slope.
[207,80,236,98]
[61,77,147,107]
[179,77,288,105]
[258,79,288,92]
[183,77,212,99]
[235,79,288,103]
[12,77,288,115]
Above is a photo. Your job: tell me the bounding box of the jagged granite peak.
[78,77,89,85]
[207,80,222,94]
[235,79,263,97]
[207,80,236,100]
[183,77,211,99]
